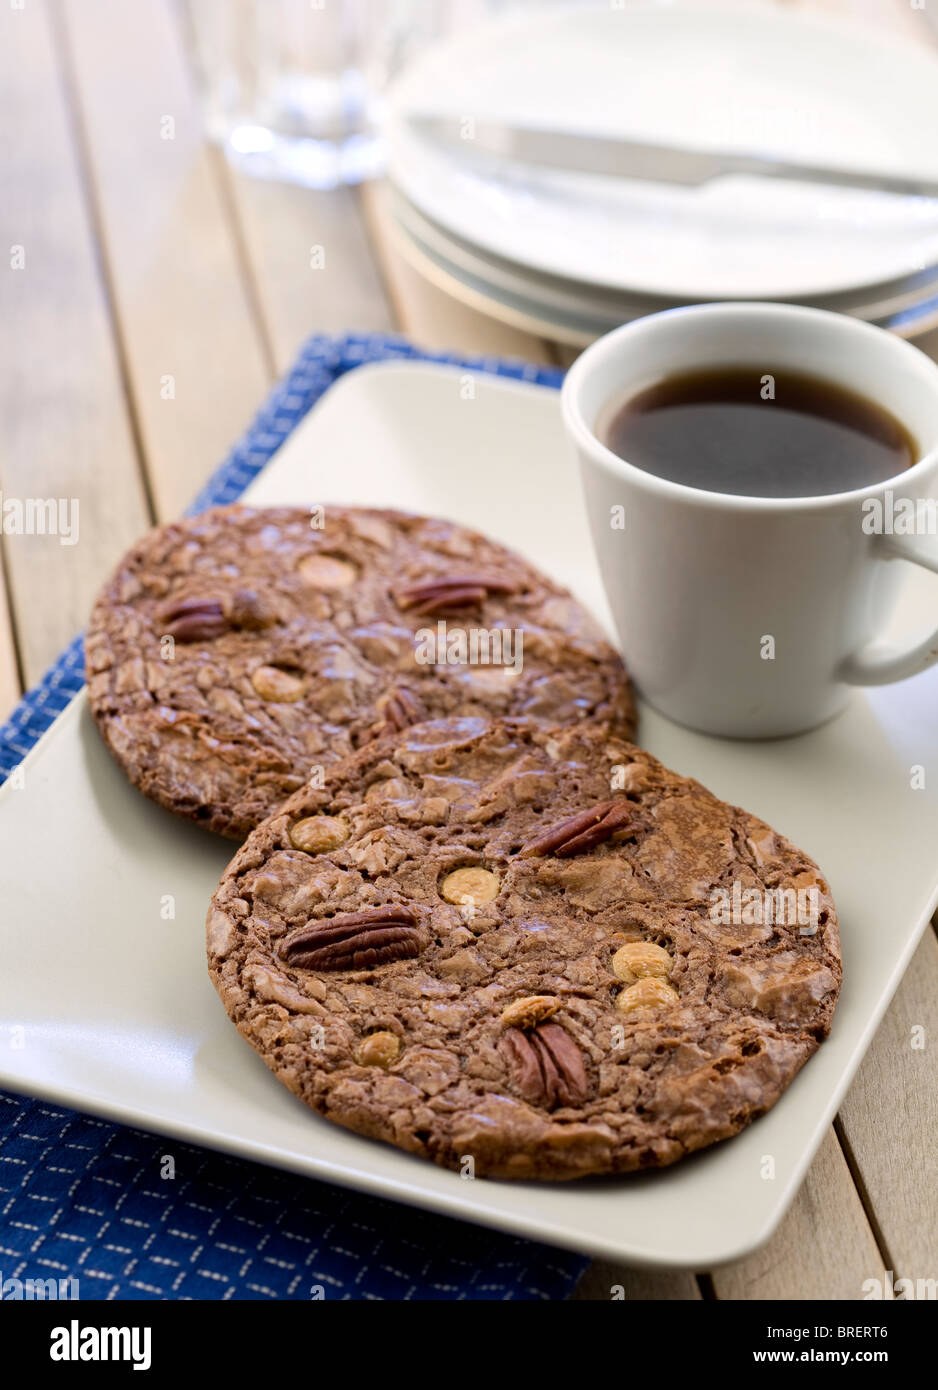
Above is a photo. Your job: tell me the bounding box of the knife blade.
[409,114,938,200]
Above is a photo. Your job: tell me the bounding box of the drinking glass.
[189,0,485,187]
[189,0,587,187]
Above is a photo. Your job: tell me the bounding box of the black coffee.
[604,367,917,498]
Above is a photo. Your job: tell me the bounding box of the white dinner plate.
[2,362,938,1268]
[390,188,938,344]
[394,186,938,324]
[388,3,938,302]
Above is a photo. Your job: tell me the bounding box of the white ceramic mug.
[563,303,938,738]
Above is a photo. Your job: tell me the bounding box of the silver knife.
[409,114,938,200]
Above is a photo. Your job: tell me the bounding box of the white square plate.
[3,361,937,1268]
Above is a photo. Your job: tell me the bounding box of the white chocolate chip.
[354,1031,402,1068]
[440,866,500,906]
[251,665,305,702]
[289,816,348,854]
[298,553,358,590]
[610,941,672,986]
[616,977,679,1014]
[500,995,559,1029]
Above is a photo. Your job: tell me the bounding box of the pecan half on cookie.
[519,799,634,858]
[281,907,422,971]
[499,1022,591,1110]
[395,573,517,615]
[159,596,231,642]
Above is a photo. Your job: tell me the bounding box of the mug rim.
[562,301,938,513]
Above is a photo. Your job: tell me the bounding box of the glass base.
[221,124,386,189]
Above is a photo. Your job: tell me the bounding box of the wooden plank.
[836,929,938,1281]
[573,1263,701,1301]
[0,0,150,683]
[222,177,395,376]
[552,343,583,371]
[361,183,557,365]
[0,550,23,725]
[711,1130,883,1300]
[59,0,271,520]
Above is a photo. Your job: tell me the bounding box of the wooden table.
[1,0,935,1301]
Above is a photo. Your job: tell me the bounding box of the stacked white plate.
[386,3,938,346]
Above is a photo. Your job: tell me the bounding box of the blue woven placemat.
[0,334,583,1301]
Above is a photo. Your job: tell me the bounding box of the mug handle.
[839,533,938,686]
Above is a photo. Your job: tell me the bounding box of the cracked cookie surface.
[207,718,841,1180]
[85,505,635,838]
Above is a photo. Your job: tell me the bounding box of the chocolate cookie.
[85,505,635,838]
[207,718,841,1180]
